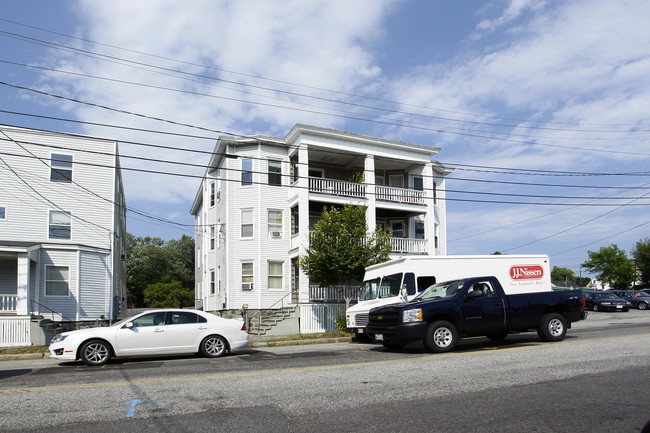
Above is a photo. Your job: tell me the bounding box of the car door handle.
[154,329,165,333]
[198,326,207,330]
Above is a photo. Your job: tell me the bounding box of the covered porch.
[0,244,39,316]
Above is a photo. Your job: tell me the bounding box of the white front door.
[115,312,167,356]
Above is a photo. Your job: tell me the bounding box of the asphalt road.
[1,310,649,432]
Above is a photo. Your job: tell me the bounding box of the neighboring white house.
[190,124,451,333]
[0,125,127,346]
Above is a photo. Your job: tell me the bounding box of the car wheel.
[80,340,112,366]
[424,320,458,353]
[537,313,567,342]
[200,335,228,358]
[592,304,599,312]
[487,331,508,341]
[638,302,647,310]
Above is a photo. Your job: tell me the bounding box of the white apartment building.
[0,125,127,346]
[191,125,451,325]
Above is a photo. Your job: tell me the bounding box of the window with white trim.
[45,266,70,296]
[268,160,282,185]
[210,270,215,294]
[413,176,423,191]
[0,206,5,220]
[49,210,71,239]
[241,158,253,186]
[210,182,216,206]
[268,261,283,290]
[241,209,253,238]
[210,226,215,250]
[51,153,73,182]
[242,262,254,290]
[268,209,282,238]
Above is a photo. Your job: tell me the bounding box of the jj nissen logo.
[510,265,544,280]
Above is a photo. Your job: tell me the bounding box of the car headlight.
[403,309,423,323]
[50,334,67,344]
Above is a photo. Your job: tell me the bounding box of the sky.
[1,0,649,279]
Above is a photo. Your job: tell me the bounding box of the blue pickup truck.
[366,276,587,352]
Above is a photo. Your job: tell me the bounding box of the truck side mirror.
[467,289,484,300]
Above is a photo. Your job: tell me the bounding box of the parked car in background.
[611,290,650,310]
[49,309,249,366]
[583,291,631,312]
[640,289,650,296]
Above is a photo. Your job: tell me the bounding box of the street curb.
[250,337,353,347]
[0,352,50,361]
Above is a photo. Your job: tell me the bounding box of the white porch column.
[422,163,437,255]
[16,254,30,315]
[364,155,376,233]
[297,142,310,303]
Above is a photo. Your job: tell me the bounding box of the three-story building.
[0,125,127,346]
[191,125,451,333]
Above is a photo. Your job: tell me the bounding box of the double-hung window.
[49,210,71,239]
[0,206,5,220]
[210,226,215,250]
[268,209,282,238]
[268,160,282,185]
[241,158,253,186]
[241,209,253,238]
[46,266,69,296]
[210,270,216,294]
[51,153,73,182]
[268,262,283,290]
[210,182,216,206]
[242,262,254,290]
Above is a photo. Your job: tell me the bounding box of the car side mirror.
[124,322,134,329]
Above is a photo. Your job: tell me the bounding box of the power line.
[2,17,649,129]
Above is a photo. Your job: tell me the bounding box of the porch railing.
[390,237,428,254]
[376,185,425,205]
[309,285,360,303]
[0,295,17,313]
[309,177,366,198]
[308,177,426,205]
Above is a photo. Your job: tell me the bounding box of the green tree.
[551,266,576,282]
[632,237,650,286]
[143,281,194,308]
[126,233,195,307]
[581,244,636,290]
[299,205,391,287]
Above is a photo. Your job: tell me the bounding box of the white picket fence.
[299,304,347,334]
[0,317,31,347]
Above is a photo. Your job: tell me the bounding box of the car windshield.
[413,280,466,301]
[359,278,380,301]
[593,292,619,299]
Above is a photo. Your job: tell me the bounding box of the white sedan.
[49,309,249,366]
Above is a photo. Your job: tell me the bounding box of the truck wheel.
[537,313,567,342]
[424,321,458,353]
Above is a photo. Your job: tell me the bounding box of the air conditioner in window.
[270,231,282,238]
[242,282,253,291]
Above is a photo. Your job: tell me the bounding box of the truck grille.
[368,310,401,327]
[355,313,369,327]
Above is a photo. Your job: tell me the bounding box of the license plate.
[358,329,364,334]
[375,334,383,341]
[616,305,623,309]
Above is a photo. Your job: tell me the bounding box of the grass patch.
[0,346,49,355]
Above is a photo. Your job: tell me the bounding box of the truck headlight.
[403,309,423,323]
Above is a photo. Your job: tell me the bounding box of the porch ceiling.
[308,149,420,171]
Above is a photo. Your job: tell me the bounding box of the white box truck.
[346,255,552,342]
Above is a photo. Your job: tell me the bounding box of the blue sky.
[1,0,649,279]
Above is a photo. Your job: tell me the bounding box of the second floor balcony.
[308,177,425,205]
